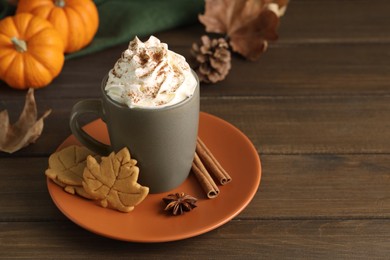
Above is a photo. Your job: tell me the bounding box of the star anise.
[163,192,197,216]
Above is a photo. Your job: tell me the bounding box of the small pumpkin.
[0,13,65,89]
[17,0,99,53]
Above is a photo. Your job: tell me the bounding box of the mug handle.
[69,99,111,155]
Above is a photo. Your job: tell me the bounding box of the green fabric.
[0,0,204,59]
[69,0,204,59]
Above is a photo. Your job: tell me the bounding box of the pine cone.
[191,35,231,84]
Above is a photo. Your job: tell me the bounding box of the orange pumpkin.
[17,0,99,53]
[0,13,65,89]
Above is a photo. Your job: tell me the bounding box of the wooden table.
[1,1,389,258]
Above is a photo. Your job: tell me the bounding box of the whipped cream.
[105,36,197,108]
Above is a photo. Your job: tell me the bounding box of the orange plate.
[47,112,261,242]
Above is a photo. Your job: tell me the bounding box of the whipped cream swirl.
[105,36,197,108]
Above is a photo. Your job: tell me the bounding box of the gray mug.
[69,73,199,193]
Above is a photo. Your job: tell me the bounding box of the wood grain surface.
[1,0,389,258]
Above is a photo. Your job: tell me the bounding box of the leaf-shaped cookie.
[46,145,97,185]
[82,148,149,213]
[50,171,94,199]
[45,145,99,199]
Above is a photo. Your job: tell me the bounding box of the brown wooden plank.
[0,220,389,259]
[200,97,390,154]
[144,0,390,45]
[187,43,390,96]
[0,158,65,221]
[1,2,389,258]
[1,95,390,157]
[1,1,390,99]
[247,154,390,219]
[1,42,389,99]
[278,0,390,43]
[0,48,117,100]
[1,154,389,220]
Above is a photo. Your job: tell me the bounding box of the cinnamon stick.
[196,138,232,185]
[191,152,219,198]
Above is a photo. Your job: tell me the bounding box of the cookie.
[82,147,149,212]
[45,145,98,199]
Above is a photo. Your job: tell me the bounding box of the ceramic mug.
[69,73,200,193]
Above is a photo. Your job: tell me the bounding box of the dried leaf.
[199,0,289,61]
[83,148,149,212]
[45,145,99,199]
[0,88,51,153]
